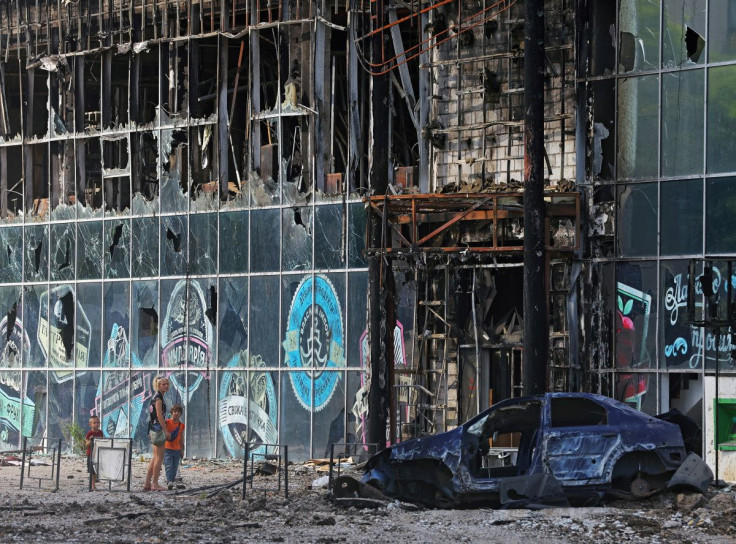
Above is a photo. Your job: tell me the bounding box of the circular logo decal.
[283,275,345,412]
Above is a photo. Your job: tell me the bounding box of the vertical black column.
[522,0,547,396]
[367,0,391,447]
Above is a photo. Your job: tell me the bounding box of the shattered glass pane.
[660,179,702,255]
[706,177,736,253]
[104,219,131,278]
[219,211,248,274]
[24,224,49,282]
[50,223,75,282]
[158,126,188,214]
[707,65,736,174]
[160,215,188,276]
[661,70,704,177]
[617,183,657,257]
[132,217,159,278]
[218,277,248,367]
[251,209,280,273]
[48,375,74,447]
[76,283,102,371]
[23,286,47,368]
[315,204,344,270]
[131,280,159,367]
[618,0,660,73]
[103,281,130,367]
[348,202,367,268]
[282,207,312,271]
[617,76,659,180]
[663,0,706,67]
[0,227,23,283]
[76,221,103,280]
[708,1,736,62]
[189,213,218,275]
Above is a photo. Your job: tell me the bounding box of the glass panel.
[131,280,159,367]
[185,372,215,458]
[77,283,102,371]
[99,369,130,437]
[618,0,661,73]
[348,202,368,268]
[103,282,130,367]
[50,223,75,281]
[251,208,280,273]
[706,177,736,253]
[616,261,658,373]
[75,370,100,436]
[707,65,736,174]
[131,370,156,448]
[282,206,312,272]
[104,219,131,278]
[280,370,310,461]
[159,128,189,214]
[663,0,706,67]
[660,179,703,255]
[160,215,188,276]
[48,373,74,444]
[660,260,699,369]
[24,286,47,368]
[315,204,344,270]
[77,221,103,280]
[132,217,159,277]
[347,370,367,446]
[189,213,218,275]
[250,275,280,367]
[218,277,248,368]
[313,371,347,457]
[25,370,47,441]
[617,183,658,257]
[0,227,23,283]
[24,224,49,282]
[661,70,704,177]
[617,76,659,179]
[0,370,31,450]
[614,372,658,413]
[219,211,248,274]
[347,271,368,368]
[708,0,736,62]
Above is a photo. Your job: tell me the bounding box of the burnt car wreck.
[361,393,713,508]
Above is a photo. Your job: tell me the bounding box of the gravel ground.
[1,455,735,543]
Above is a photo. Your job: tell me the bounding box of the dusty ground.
[1,454,735,544]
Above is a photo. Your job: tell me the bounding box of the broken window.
[660,179,703,256]
[50,223,75,282]
[661,70,704,177]
[131,217,159,278]
[104,220,131,279]
[588,0,617,76]
[76,221,103,280]
[189,213,218,275]
[24,224,49,283]
[550,397,607,427]
[705,177,736,253]
[708,1,736,62]
[617,183,658,257]
[219,211,248,274]
[103,281,130,367]
[160,129,189,214]
[347,272,368,367]
[663,0,706,67]
[24,286,47,368]
[618,0,660,73]
[131,132,158,211]
[283,206,312,272]
[160,215,187,276]
[706,65,736,174]
[218,277,248,367]
[132,281,158,367]
[1,146,24,220]
[77,283,102,372]
[0,227,23,282]
[617,76,659,180]
[251,209,280,273]
[347,202,367,268]
[315,205,344,270]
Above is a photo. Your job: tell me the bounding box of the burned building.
[0,0,733,479]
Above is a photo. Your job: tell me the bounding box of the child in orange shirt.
[164,404,185,490]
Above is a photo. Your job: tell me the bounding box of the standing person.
[144,375,171,491]
[164,404,185,490]
[85,415,104,491]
